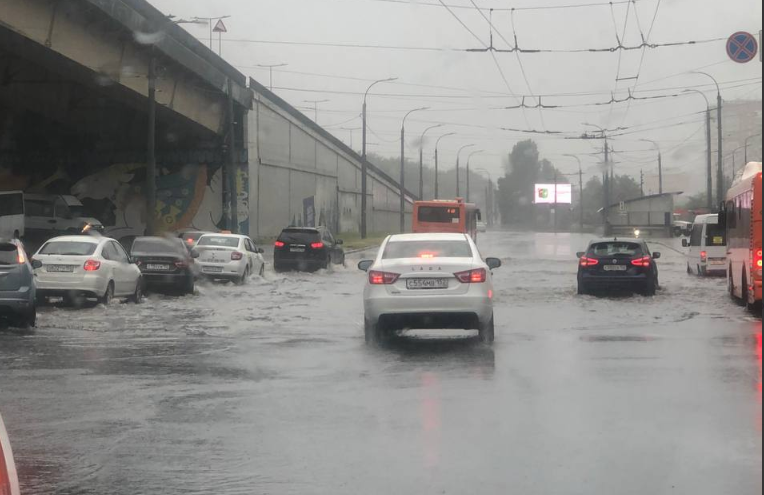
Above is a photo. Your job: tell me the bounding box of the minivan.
[0,191,24,240]
[24,194,103,240]
[683,214,727,276]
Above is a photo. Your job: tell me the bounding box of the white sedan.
[358,233,502,344]
[33,235,143,305]
[194,234,265,284]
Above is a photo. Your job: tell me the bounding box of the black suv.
[577,238,661,296]
[274,227,345,272]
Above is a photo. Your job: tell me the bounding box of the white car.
[33,235,143,305]
[195,233,265,283]
[358,233,502,344]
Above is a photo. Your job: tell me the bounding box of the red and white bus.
[412,198,482,241]
[723,162,762,311]
[0,413,20,495]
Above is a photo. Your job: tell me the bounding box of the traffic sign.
[213,19,228,33]
[726,31,758,64]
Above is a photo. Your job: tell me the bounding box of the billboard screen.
[534,184,573,205]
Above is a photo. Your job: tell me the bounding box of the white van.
[24,194,103,239]
[683,214,727,276]
[0,191,24,239]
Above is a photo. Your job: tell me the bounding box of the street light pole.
[304,99,330,123]
[400,107,429,232]
[434,133,456,199]
[419,124,444,200]
[564,154,584,232]
[465,150,484,203]
[146,52,157,236]
[694,72,723,208]
[683,89,713,210]
[361,77,397,239]
[456,144,476,197]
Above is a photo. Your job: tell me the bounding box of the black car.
[131,237,198,294]
[577,238,661,296]
[274,227,345,272]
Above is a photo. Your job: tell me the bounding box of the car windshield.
[132,238,184,256]
[278,229,321,244]
[197,236,240,248]
[38,241,97,256]
[589,242,644,257]
[0,244,18,266]
[383,240,472,259]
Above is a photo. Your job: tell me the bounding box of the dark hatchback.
[131,237,198,295]
[274,227,345,272]
[0,239,36,328]
[577,239,661,296]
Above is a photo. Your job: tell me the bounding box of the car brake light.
[186,238,195,245]
[700,251,707,262]
[580,257,599,267]
[369,271,399,285]
[231,252,244,261]
[756,249,763,269]
[17,249,26,264]
[311,242,325,249]
[275,241,286,248]
[631,256,652,268]
[84,260,101,271]
[455,268,487,283]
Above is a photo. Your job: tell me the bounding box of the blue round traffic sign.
[727,31,758,64]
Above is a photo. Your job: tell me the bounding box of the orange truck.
[412,198,482,242]
[723,161,762,311]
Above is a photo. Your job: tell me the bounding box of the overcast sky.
[152,0,762,193]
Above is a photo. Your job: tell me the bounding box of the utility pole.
[456,144,475,197]
[640,169,645,197]
[258,64,288,92]
[146,52,157,236]
[305,99,329,123]
[604,140,610,230]
[465,150,483,203]
[400,107,429,233]
[227,78,238,232]
[419,125,443,200]
[434,133,455,200]
[553,170,558,234]
[683,89,714,210]
[695,72,724,208]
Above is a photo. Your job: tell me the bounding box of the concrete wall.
[247,82,412,239]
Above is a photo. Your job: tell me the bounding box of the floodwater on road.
[0,231,760,495]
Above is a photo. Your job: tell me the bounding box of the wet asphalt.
[0,231,760,495]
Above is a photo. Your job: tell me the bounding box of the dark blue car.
[0,239,37,328]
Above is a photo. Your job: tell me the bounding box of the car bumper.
[364,287,493,325]
[580,274,650,289]
[0,290,35,315]
[197,261,246,279]
[142,272,191,286]
[35,274,107,297]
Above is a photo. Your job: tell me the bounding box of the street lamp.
[745,133,762,163]
[474,168,494,226]
[693,71,724,208]
[257,63,288,91]
[456,144,476,197]
[683,89,713,210]
[304,99,330,123]
[419,124,444,199]
[640,139,663,195]
[563,154,585,232]
[434,133,456,199]
[583,123,612,227]
[465,150,484,203]
[361,77,398,239]
[400,107,429,232]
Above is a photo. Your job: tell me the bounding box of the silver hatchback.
[0,239,37,328]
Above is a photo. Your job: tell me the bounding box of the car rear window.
[383,240,473,259]
[278,229,321,244]
[417,206,460,224]
[0,244,19,266]
[705,222,726,246]
[132,238,184,256]
[39,241,97,256]
[588,242,644,257]
[197,236,240,248]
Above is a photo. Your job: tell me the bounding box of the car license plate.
[46,265,75,273]
[146,264,170,271]
[709,260,725,265]
[603,265,627,272]
[406,278,449,290]
[290,247,306,253]
[203,266,224,273]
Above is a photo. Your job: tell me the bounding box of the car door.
[689,224,703,266]
[99,241,119,292]
[322,230,339,263]
[107,241,130,295]
[248,238,264,274]
[114,241,141,295]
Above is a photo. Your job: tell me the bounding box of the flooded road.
[0,231,761,495]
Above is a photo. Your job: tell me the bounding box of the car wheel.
[129,279,143,304]
[17,309,36,330]
[259,264,266,277]
[577,281,589,296]
[686,264,693,275]
[729,269,738,301]
[100,282,115,306]
[643,277,657,297]
[742,271,753,310]
[479,315,495,344]
[237,267,249,286]
[185,276,196,295]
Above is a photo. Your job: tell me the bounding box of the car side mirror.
[486,258,502,270]
[682,239,689,248]
[336,239,344,245]
[358,260,374,272]
[31,260,43,270]
[257,248,265,254]
[653,252,661,260]
[576,252,585,259]
[191,250,201,259]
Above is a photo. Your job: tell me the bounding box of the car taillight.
[231,252,244,261]
[756,249,763,269]
[700,251,708,262]
[16,249,26,264]
[84,260,101,271]
[369,271,399,285]
[186,238,195,245]
[455,268,487,284]
[275,241,286,248]
[311,242,325,249]
[580,257,599,267]
[631,256,652,268]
